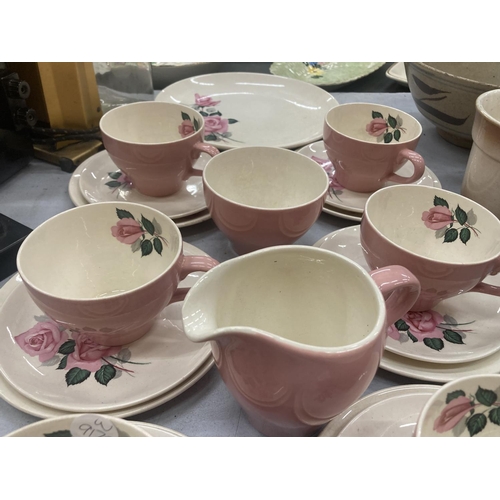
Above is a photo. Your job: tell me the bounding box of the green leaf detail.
[44,430,72,437]
[383,132,393,143]
[181,111,191,121]
[407,332,418,343]
[199,111,208,116]
[387,114,397,128]
[455,205,468,225]
[460,227,471,245]
[443,329,464,344]
[476,386,498,406]
[228,119,238,124]
[372,111,384,119]
[57,355,68,370]
[204,133,217,141]
[141,239,153,257]
[152,218,162,235]
[208,111,222,116]
[131,238,141,253]
[394,319,410,331]
[444,228,458,243]
[108,171,122,180]
[193,118,200,131]
[433,196,449,208]
[467,413,487,437]
[423,337,444,351]
[58,339,76,355]
[105,181,122,188]
[394,129,401,142]
[489,407,500,425]
[116,208,134,220]
[65,367,91,386]
[446,390,466,404]
[95,364,117,386]
[153,237,163,255]
[141,215,155,236]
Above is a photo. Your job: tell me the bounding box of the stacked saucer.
[297,141,442,222]
[0,242,214,421]
[69,150,211,228]
[314,226,500,384]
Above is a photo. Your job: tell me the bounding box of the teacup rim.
[476,88,500,127]
[99,101,205,147]
[202,146,329,211]
[325,101,422,145]
[16,202,183,302]
[363,184,500,266]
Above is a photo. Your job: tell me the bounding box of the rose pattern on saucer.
[366,110,406,143]
[111,208,168,257]
[388,310,475,352]
[105,171,133,197]
[311,155,344,201]
[15,316,151,387]
[434,386,500,436]
[178,111,201,138]
[422,196,480,245]
[189,93,241,144]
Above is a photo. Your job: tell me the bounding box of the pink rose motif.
[194,93,221,107]
[117,173,133,186]
[65,332,121,372]
[178,119,195,138]
[387,324,402,340]
[405,310,445,342]
[111,218,145,244]
[311,155,343,191]
[366,118,388,137]
[433,396,475,433]
[204,115,229,135]
[422,206,454,230]
[15,321,69,362]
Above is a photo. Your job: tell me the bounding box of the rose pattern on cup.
[434,386,500,436]
[15,316,151,387]
[105,170,133,197]
[388,310,475,352]
[422,195,480,245]
[311,155,344,200]
[111,208,168,257]
[366,110,407,143]
[189,93,241,144]
[178,111,202,138]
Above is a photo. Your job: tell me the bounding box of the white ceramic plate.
[269,62,385,89]
[297,140,441,214]
[155,72,338,150]
[319,385,438,437]
[69,162,212,228]
[314,225,500,365]
[79,150,208,220]
[0,243,213,413]
[386,62,408,86]
[131,421,185,437]
[321,204,361,222]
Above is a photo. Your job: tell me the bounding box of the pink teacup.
[323,102,426,192]
[360,184,500,311]
[182,245,420,437]
[203,146,329,254]
[100,101,219,197]
[16,202,219,346]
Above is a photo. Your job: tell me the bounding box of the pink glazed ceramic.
[361,184,500,312]
[100,101,219,197]
[203,147,329,254]
[323,102,425,192]
[182,245,420,437]
[16,202,218,346]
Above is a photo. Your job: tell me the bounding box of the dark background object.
[0,213,32,281]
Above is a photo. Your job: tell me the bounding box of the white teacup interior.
[100,102,200,144]
[366,185,500,264]
[187,248,381,348]
[478,89,500,123]
[326,103,421,143]
[18,203,180,299]
[204,147,328,209]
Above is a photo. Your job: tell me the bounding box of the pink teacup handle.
[184,142,220,179]
[369,265,420,326]
[170,255,219,304]
[468,281,500,298]
[385,149,425,185]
